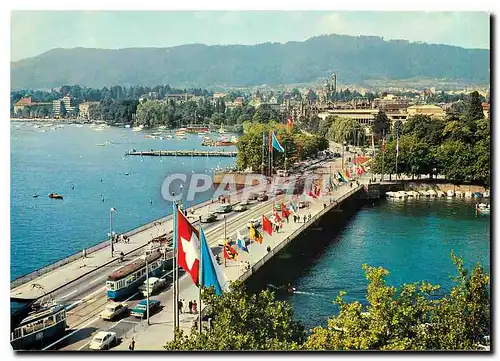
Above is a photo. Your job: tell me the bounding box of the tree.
[164,281,305,350]
[465,91,484,122]
[304,253,490,351]
[327,117,363,145]
[403,115,444,147]
[372,111,390,139]
[436,140,475,183]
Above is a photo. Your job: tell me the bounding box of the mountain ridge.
[11,34,490,89]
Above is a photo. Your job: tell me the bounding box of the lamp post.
[110,207,116,257]
[145,247,150,325]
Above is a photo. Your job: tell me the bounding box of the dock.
[125,150,237,157]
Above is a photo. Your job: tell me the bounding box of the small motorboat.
[476,203,490,215]
[48,193,63,199]
[32,194,39,198]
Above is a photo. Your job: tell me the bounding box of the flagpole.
[381,129,385,182]
[176,208,180,329]
[198,216,202,334]
[172,196,177,340]
[395,131,399,179]
[261,131,265,176]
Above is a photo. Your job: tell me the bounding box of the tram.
[106,251,166,300]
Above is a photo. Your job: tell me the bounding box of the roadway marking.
[120,320,140,325]
[89,275,105,284]
[42,316,100,350]
[60,290,77,300]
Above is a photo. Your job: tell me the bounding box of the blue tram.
[106,251,166,300]
[10,304,67,350]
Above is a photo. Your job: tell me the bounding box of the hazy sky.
[11,11,490,61]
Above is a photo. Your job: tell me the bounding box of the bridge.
[11,154,375,350]
[125,150,237,157]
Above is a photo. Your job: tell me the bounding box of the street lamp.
[145,246,150,325]
[110,207,116,257]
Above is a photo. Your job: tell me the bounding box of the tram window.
[107,281,115,291]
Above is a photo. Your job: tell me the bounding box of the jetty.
[125,150,237,157]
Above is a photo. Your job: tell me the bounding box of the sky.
[10,11,490,62]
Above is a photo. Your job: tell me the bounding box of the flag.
[249,224,263,244]
[223,242,238,261]
[200,227,227,295]
[281,203,291,218]
[308,190,318,199]
[236,231,249,253]
[176,207,200,286]
[371,133,375,157]
[360,164,366,173]
[338,171,348,183]
[286,116,293,130]
[289,201,298,215]
[345,169,351,179]
[262,215,273,235]
[271,132,285,153]
[273,209,282,223]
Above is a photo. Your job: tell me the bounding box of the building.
[13,97,33,114]
[78,101,99,119]
[318,109,380,135]
[233,97,245,106]
[372,94,409,112]
[62,95,74,113]
[406,104,445,119]
[52,100,62,118]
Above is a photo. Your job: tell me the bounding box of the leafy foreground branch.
[165,253,490,351]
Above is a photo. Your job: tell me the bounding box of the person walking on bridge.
[129,337,135,351]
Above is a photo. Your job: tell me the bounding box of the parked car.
[298,201,308,209]
[233,204,248,212]
[247,218,262,229]
[215,204,233,213]
[200,213,217,223]
[257,193,269,201]
[89,331,117,350]
[138,277,166,297]
[274,203,282,211]
[247,193,258,201]
[100,302,128,321]
[274,189,285,196]
[130,299,161,318]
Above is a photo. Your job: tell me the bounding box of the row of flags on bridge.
[173,162,367,296]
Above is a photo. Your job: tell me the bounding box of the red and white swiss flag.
[176,208,200,286]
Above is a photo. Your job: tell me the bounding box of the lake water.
[274,198,490,331]
[10,122,236,280]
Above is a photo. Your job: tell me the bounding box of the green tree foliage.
[372,111,390,138]
[236,122,327,172]
[164,281,305,350]
[327,117,365,145]
[465,91,484,122]
[304,253,490,351]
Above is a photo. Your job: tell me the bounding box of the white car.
[100,302,128,320]
[89,331,117,350]
[138,277,166,297]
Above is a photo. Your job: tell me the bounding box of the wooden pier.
[125,150,237,157]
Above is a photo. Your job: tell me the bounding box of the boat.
[166,135,173,139]
[455,191,463,198]
[97,143,106,147]
[106,251,166,300]
[476,203,490,215]
[473,192,483,199]
[132,125,143,132]
[32,194,39,198]
[418,190,428,197]
[218,125,226,134]
[436,190,446,197]
[483,190,490,198]
[11,303,67,350]
[464,191,473,198]
[406,191,420,197]
[266,284,296,294]
[426,189,436,197]
[124,124,131,128]
[48,193,63,200]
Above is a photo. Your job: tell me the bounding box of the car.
[274,189,285,195]
[215,204,233,213]
[298,201,308,209]
[100,302,128,321]
[247,218,262,229]
[138,277,166,297]
[130,299,161,318]
[200,213,217,223]
[240,199,250,206]
[233,204,248,212]
[247,193,258,201]
[274,203,282,211]
[89,331,117,350]
[257,194,268,201]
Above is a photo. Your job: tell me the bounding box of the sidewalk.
[114,178,366,350]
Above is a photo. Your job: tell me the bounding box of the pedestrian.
[208,317,213,331]
[178,299,183,314]
[188,300,193,314]
[129,337,135,351]
[308,214,311,221]
[267,246,271,253]
[192,300,198,314]
[303,215,307,223]
[286,215,289,223]
[323,203,327,209]
[184,209,188,216]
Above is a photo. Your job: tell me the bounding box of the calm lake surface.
[11,122,236,280]
[276,198,490,331]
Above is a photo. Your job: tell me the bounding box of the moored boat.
[446,190,455,197]
[436,190,445,197]
[427,189,437,197]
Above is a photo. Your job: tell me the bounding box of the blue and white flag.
[236,231,249,253]
[271,132,285,153]
[200,227,227,295]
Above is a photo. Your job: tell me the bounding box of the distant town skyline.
[11,11,490,62]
